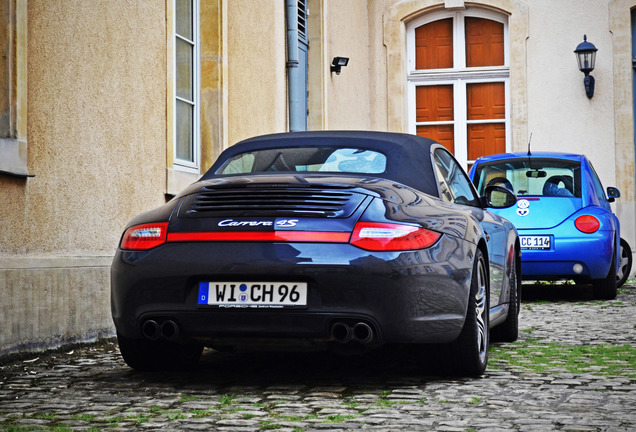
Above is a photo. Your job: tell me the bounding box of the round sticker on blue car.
[516,199,530,217]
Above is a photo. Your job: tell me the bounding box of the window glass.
[176,100,193,161]
[472,158,581,198]
[176,0,192,40]
[588,162,608,203]
[174,0,197,168]
[433,148,479,206]
[217,147,387,175]
[176,38,193,100]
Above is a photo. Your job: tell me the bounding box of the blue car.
[470,151,629,300]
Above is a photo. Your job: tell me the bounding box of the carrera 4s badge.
[218,219,299,228]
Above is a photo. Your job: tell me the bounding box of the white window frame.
[406,9,510,169]
[173,0,201,172]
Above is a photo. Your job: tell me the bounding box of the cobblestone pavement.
[1,284,635,432]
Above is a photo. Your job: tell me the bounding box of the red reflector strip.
[167,231,351,243]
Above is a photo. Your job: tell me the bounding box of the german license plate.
[198,282,308,308]
[520,235,551,250]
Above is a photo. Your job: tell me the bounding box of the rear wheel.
[439,248,490,376]
[491,259,519,343]
[592,250,617,300]
[117,333,203,371]
[616,238,632,288]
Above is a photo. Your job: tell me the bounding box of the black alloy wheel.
[441,248,490,377]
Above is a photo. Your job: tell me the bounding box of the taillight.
[120,222,169,250]
[575,215,600,233]
[350,222,441,251]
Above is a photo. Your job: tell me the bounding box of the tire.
[592,250,617,300]
[440,248,490,377]
[117,333,203,371]
[491,259,519,343]
[616,238,632,288]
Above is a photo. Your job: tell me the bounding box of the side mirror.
[607,186,620,203]
[483,185,517,208]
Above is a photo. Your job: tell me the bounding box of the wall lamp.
[574,35,598,99]
[331,57,349,75]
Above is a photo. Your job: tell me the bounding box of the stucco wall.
[0,0,167,355]
[2,0,635,357]
[227,1,287,144]
[527,1,616,184]
[527,0,636,249]
[323,0,373,130]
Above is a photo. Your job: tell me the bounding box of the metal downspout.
[286,0,303,132]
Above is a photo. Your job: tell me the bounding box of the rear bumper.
[111,237,473,346]
[519,228,614,280]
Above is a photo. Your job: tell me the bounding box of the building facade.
[1,0,635,356]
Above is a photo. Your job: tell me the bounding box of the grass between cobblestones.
[489,341,636,377]
[2,338,634,432]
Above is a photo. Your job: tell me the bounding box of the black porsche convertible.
[111,131,520,376]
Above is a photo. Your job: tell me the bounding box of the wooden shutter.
[467,82,505,159]
[415,18,453,69]
[416,85,454,152]
[465,17,504,67]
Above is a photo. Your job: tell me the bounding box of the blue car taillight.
[574,215,600,233]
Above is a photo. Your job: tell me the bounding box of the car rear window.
[473,158,581,198]
[216,147,387,175]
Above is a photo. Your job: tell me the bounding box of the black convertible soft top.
[204,131,440,197]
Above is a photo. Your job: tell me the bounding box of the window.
[0,0,28,177]
[217,147,387,175]
[433,148,480,206]
[174,0,199,170]
[407,9,509,170]
[289,0,308,131]
[472,158,581,198]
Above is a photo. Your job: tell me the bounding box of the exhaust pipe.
[141,320,161,340]
[160,320,180,340]
[353,322,374,344]
[331,322,352,343]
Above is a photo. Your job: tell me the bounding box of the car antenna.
[527,133,533,156]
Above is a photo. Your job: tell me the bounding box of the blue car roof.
[473,151,586,163]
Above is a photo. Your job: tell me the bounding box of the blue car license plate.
[520,235,551,250]
[198,282,308,308]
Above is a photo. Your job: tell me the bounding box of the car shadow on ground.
[115,344,463,389]
[521,282,598,302]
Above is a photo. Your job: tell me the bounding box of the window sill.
[166,166,200,196]
[0,138,33,177]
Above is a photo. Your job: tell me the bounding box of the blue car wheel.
[617,238,632,288]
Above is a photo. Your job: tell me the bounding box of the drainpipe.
[285,0,303,132]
